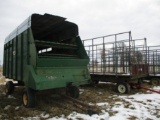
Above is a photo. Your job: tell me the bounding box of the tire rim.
[23,94,28,106]
[151,79,159,86]
[118,84,126,93]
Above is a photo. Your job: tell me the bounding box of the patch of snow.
[21,117,40,120]
[79,89,85,94]
[99,81,105,84]
[48,116,66,120]
[88,102,95,106]
[112,95,118,97]
[8,95,16,99]
[67,111,109,120]
[40,112,50,119]
[15,106,20,111]
[114,102,123,104]
[79,89,85,92]
[4,105,11,110]
[111,91,160,120]
[96,102,108,106]
[153,86,160,91]
[23,86,160,120]
[48,111,109,120]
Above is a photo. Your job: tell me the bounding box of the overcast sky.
[0,0,160,64]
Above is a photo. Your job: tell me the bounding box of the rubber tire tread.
[22,88,36,108]
[6,81,14,95]
[116,82,129,94]
[150,78,160,86]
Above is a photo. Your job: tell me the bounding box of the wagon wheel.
[66,86,79,98]
[116,82,130,94]
[22,88,36,108]
[5,81,14,95]
[150,78,160,86]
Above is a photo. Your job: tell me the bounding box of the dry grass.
[0,67,5,84]
[0,67,2,73]
[0,80,156,119]
[0,76,6,83]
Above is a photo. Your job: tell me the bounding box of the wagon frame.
[83,31,149,93]
[3,13,91,107]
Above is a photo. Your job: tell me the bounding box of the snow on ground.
[1,76,160,120]
[110,92,160,120]
[47,86,160,120]
[47,112,109,120]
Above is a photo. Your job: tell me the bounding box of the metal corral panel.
[147,45,160,76]
[83,32,148,82]
[131,64,149,79]
[3,13,90,90]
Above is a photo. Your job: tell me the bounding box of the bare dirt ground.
[0,67,158,120]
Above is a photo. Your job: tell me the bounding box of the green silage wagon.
[3,13,91,107]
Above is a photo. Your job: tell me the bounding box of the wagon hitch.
[130,83,160,94]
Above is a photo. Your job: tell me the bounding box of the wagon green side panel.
[22,30,29,82]
[6,44,9,77]
[17,35,22,80]
[9,40,13,78]
[24,65,90,90]
[28,28,37,67]
[20,33,24,81]
[22,28,37,85]
[3,45,6,75]
[37,58,89,67]
[76,37,89,59]
[15,36,18,80]
[12,38,16,79]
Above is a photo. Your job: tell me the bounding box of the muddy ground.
[0,68,157,120]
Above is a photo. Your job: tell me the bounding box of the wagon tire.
[22,88,36,108]
[116,82,130,94]
[150,78,160,86]
[5,81,14,95]
[66,86,79,99]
